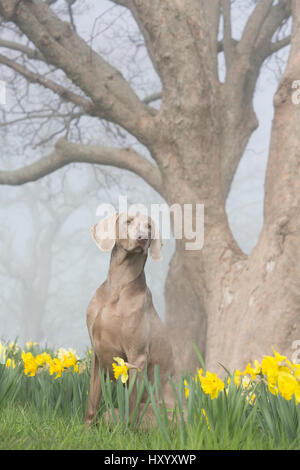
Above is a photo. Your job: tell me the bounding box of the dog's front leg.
[85,350,102,426]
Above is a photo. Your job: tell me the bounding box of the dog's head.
[91,212,163,261]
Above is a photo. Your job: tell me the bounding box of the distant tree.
[0,164,101,343]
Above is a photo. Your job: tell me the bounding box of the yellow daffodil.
[55,347,79,362]
[267,375,279,396]
[73,362,85,374]
[234,369,242,387]
[196,368,203,382]
[112,357,130,383]
[294,365,300,380]
[242,375,251,389]
[277,371,298,401]
[202,408,210,430]
[295,385,300,405]
[199,371,224,399]
[5,358,16,369]
[184,379,189,399]
[112,357,139,383]
[25,341,38,349]
[35,352,52,366]
[22,351,38,377]
[261,356,279,380]
[261,349,287,381]
[8,342,19,354]
[272,349,286,363]
[0,343,7,362]
[48,358,64,379]
[61,352,77,369]
[243,360,261,380]
[246,392,256,405]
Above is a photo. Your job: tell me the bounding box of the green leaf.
[192,343,206,372]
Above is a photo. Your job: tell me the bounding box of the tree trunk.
[165,245,207,372]
[164,1,300,375]
[206,3,300,373]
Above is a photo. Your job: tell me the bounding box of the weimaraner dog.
[85,212,176,426]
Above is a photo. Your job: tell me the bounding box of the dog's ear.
[91,213,119,252]
[149,219,163,261]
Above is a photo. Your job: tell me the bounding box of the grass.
[0,402,160,450]
[0,341,299,450]
[0,401,299,450]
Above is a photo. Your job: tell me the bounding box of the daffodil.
[277,371,298,401]
[261,355,279,380]
[234,369,242,387]
[242,375,251,389]
[5,358,16,369]
[8,342,19,354]
[272,349,286,363]
[73,362,85,374]
[55,347,79,362]
[0,343,7,363]
[243,360,261,380]
[261,349,287,381]
[294,365,300,380]
[35,352,52,366]
[61,352,77,369]
[22,351,38,377]
[112,357,139,383]
[202,408,210,430]
[268,376,279,396]
[199,371,224,399]
[246,392,256,405]
[225,378,230,396]
[25,341,38,349]
[184,379,190,399]
[48,358,64,379]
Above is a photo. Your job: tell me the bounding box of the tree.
[0,163,104,344]
[0,0,298,374]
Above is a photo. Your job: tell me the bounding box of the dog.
[85,212,176,426]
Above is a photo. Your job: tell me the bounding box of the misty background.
[0,1,289,354]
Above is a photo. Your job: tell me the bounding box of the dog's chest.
[101,291,145,325]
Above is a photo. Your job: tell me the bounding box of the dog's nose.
[136,232,148,240]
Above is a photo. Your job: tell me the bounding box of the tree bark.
[164,0,299,375]
[212,0,300,373]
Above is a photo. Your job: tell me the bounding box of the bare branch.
[217,38,238,54]
[0,111,82,129]
[238,0,274,56]
[3,0,154,145]
[203,0,220,79]
[0,53,98,116]
[255,0,292,60]
[117,0,220,116]
[115,0,161,78]
[66,0,77,32]
[269,35,291,54]
[0,138,163,194]
[221,0,235,69]
[219,1,291,198]
[142,92,162,105]
[0,38,45,61]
